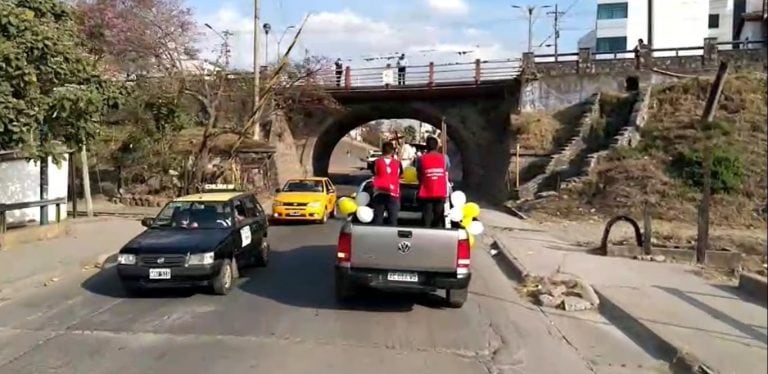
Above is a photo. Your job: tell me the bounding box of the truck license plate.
[387,272,418,282]
[149,268,171,280]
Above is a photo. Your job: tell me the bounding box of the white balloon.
[450,191,467,207]
[355,191,371,206]
[356,206,374,223]
[449,207,464,222]
[468,221,485,235]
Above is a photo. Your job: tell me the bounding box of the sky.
[190,0,598,70]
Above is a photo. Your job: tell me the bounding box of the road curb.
[738,272,767,304]
[489,233,531,283]
[0,250,117,300]
[593,287,715,374]
[489,231,714,373]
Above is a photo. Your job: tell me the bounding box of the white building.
[0,153,69,226]
[580,0,737,53]
[735,0,767,42]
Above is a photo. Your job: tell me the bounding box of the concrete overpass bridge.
[291,38,766,202]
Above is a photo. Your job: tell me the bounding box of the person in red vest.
[371,141,402,226]
[416,136,449,228]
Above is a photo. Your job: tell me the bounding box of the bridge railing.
[533,39,766,63]
[314,59,522,89]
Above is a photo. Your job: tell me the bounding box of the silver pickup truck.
[335,182,471,308]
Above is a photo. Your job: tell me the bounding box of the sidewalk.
[482,209,768,374]
[0,217,144,299]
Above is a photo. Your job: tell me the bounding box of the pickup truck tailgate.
[349,224,458,272]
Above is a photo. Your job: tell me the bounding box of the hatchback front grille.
[139,254,187,267]
[285,202,308,207]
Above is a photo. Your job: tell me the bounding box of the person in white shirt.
[396,53,408,85]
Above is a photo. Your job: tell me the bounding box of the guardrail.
[313,59,522,89]
[0,197,67,233]
[532,39,767,63]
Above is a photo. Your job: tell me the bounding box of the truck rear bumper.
[336,267,471,292]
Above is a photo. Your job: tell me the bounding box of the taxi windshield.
[283,180,324,193]
[153,201,233,229]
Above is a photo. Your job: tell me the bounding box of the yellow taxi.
[271,178,337,224]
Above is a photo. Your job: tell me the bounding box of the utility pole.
[252,0,261,140]
[547,4,564,61]
[512,4,552,53]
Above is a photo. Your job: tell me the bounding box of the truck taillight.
[457,231,471,277]
[337,232,352,267]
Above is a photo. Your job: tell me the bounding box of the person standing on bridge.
[335,58,343,87]
[416,136,449,228]
[371,141,402,226]
[397,53,408,85]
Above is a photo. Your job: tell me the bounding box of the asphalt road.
[0,219,598,373]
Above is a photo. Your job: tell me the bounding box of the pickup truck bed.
[335,221,472,308]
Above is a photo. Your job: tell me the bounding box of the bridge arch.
[309,102,479,191]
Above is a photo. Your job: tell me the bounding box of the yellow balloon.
[402,166,418,184]
[463,202,480,219]
[469,234,476,248]
[337,197,358,216]
[461,218,472,228]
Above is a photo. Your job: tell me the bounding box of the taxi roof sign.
[202,183,239,192]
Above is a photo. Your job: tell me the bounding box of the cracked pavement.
[0,216,605,374]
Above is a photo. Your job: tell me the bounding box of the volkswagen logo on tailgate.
[397,241,412,254]
[157,257,165,264]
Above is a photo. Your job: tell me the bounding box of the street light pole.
[205,23,232,67]
[253,0,261,140]
[277,25,296,60]
[263,23,271,66]
[512,4,551,53]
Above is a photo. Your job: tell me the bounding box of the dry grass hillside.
[529,73,767,231]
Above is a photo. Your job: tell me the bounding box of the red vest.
[418,153,448,199]
[372,157,401,197]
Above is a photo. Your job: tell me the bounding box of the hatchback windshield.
[282,180,324,193]
[153,201,233,229]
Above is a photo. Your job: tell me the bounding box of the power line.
[538,0,586,49]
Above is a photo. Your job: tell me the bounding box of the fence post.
[385,63,392,89]
[428,62,435,88]
[521,52,537,78]
[703,37,719,66]
[344,66,351,91]
[578,48,593,74]
[474,59,481,84]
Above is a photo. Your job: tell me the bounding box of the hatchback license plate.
[149,268,171,280]
[387,271,418,282]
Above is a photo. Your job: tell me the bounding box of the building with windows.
[579,0,741,53]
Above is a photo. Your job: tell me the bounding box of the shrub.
[670,145,746,194]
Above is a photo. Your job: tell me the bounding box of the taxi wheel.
[330,204,338,218]
[211,259,234,295]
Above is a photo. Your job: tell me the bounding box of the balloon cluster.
[337,191,374,223]
[447,191,485,248]
[336,188,485,249]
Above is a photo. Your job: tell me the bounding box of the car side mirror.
[140,217,154,228]
[274,188,282,194]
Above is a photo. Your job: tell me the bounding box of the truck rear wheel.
[446,287,468,308]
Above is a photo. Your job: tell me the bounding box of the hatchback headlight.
[308,201,323,208]
[187,252,215,265]
[117,253,136,265]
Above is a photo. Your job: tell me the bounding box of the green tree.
[0,0,120,159]
[402,125,417,143]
